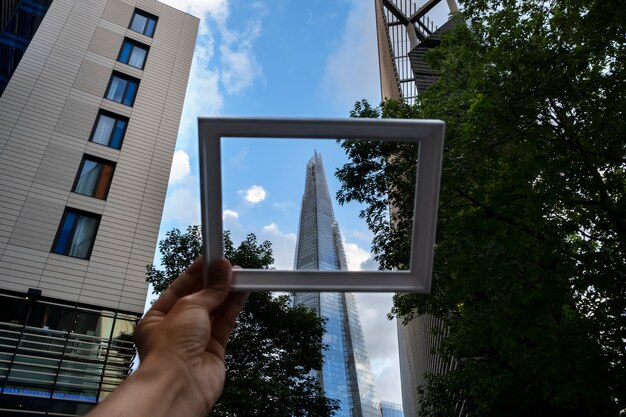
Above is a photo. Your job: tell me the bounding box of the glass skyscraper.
[293,152,382,417]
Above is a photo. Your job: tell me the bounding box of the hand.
[87,257,248,417]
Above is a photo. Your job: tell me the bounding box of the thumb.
[186,258,233,312]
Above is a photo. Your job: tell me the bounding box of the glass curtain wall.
[293,152,381,417]
[0,291,138,415]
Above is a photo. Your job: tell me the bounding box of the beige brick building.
[0,0,198,414]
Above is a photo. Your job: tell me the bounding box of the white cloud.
[161,187,201,227]
[220,41,263,94]
[158,0,265,151]
[343,241,370,271]
[169,32,221,155]
[343,241,378,271]
[355,293,402,404]
[169,150,191,184]
[345,239,399,403]
[320,0,380,110]
[272,201,296,211]
[178,42,222,136]
[222,209,239,220]
[216,2,264,95]
[262,222,279,233]
[240,185,267,204]
[158,0,229,25]
[259,223,297,270]
[351,228,372,242]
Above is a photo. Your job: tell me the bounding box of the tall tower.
[374,2,462,416]
[293,152,381,417]
[0,0,198,415]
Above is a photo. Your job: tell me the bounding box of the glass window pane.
[74,159,101,196]
[53,212,76,254]
[118,40,132,64]
[43,304,75,332]
[129,13,147,33]
[0,295,28,325]
[68,215,98,259]
[145,17,156,37]
[123,79,138,106]
[106,76,127,103]
[94,163,114,199]
[111,119,126,149]
[112,318,135,340]
[73,309,103,336]
[92,114,115,145]
[128,46,146,68]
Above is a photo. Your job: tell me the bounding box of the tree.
[336,2,625,416]
[146,226,338,417]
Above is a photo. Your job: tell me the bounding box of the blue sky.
[152,0,451,406]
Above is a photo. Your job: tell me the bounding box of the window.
[118,38,149,69]
[72,156,115,200]
[105,72,139,106]
[90,110,127,149]
[129,9,157,37]
[52,209,100,259]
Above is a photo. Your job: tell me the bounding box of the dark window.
[118,38,149,69]
[90,110,128,149]
[0,294,28,325]
[52,209,100,259]
[129,9,158,37]
[72,156,115,200]
[105,72,139,106]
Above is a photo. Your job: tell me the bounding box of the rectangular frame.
[198,117,444,292]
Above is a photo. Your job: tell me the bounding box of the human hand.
[88,257,248,417]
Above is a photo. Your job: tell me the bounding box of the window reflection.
[0,293,139,408]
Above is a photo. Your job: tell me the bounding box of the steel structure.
[375,0,458,102]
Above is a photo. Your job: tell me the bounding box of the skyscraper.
[0,0,198,415]
[380,400,405,417]
[293,152,381,417]
[374,1,462,416]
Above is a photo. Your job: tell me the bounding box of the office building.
[0,0,198,415]
[374,1,461,416]
[293,152,381,417]
[380,401,404,417]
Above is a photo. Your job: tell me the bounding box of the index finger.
[149,257,204,314]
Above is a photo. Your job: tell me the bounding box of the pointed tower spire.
[293,152,382,417]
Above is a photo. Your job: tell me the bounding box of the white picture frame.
[198,117,444,292]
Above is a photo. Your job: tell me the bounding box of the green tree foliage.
[336,2,625,415]
[146,226,338,417]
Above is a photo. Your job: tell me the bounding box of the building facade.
[0,0,198,415]
[374,1,460,416]
[293,152,382,417]
[380,401,405,417]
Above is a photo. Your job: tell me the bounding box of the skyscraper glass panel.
[293,152,382,417]
[0,0,53,96]
[380,401,404,417]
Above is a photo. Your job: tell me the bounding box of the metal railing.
[0,321,135,403]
